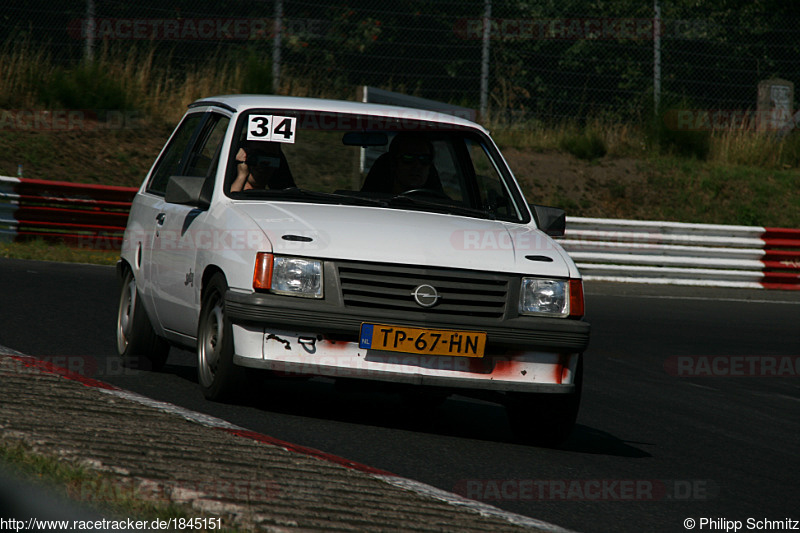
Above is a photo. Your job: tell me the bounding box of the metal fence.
[3,1,798,124]
[558,217,800,291]
[0,176,134,249]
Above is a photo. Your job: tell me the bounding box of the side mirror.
[530,204,566,237]
[165,175,211,210]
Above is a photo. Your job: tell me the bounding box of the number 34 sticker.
[246,115,297,143]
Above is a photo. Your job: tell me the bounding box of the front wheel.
[506,355,583,447]
[116,268,169,371]
[197,273,243,401]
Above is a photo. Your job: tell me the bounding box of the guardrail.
[558,217,800,291]
[0,176,137,249]
[2,176,799,290]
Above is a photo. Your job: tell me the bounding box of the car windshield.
[225,109,526,222]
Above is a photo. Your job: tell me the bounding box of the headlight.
[253,253,323,298]
[519,278,583,318]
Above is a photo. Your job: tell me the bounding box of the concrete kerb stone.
[0,347,574,533]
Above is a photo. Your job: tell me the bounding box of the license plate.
[359,323,486,358]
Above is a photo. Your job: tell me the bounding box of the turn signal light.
[569,279,585,318]
[253,252,274,290]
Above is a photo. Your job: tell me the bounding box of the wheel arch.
[115,257,170,370]
[116,258,132,279]
[201,265,227,297]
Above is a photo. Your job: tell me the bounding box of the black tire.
[506,355,583,447]
[116,268,169,371]
[197,273,243,401]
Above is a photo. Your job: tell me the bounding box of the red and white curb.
[2,348,577,533]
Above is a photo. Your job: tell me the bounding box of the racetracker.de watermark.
[664,355,800,377]
[118,228,325,254]
[68,18,281,41]
[0,109,141,132]
[449,229,677,251]
[2,355,140,379]
[450,229,558,252]
[454,17,715,41]
[662,109,796,131]
[454,479,717,502]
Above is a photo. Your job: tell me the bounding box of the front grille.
[336,261,510,319]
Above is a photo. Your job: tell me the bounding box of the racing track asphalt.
[0,257,798,532]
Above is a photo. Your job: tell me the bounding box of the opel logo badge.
[412,284,440,308]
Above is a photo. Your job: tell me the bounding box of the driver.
[231,141,294,192]
[387,134,437,194]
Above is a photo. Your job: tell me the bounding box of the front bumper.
[225,290,590,353]
[226,290,588,393]
[232,325,580,393]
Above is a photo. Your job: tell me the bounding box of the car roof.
[190,94,486,133]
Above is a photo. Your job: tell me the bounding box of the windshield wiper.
[237,187,497,218]
[388,194,496,220]
[247,187,388,207]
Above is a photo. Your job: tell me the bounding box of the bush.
[778,131,800,168]
[239,50,273,94]
[649,100,711,160]
[559,128,607,160]
[38,61,131,111]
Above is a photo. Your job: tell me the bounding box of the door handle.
[156,213,166,225]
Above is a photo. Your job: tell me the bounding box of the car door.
[143,111,230,338]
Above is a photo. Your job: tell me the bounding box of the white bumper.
[232,324,580,393]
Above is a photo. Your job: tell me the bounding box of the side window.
[186,115,230,178]
[431,139,465,203]
[467,139,519,220]
[147,113,204,195]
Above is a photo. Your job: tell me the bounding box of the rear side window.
[147,113,204,195]
[185,115,230,178]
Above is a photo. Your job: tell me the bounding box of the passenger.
[231,141,294,192]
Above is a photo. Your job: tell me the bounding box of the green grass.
[2,439,256,532]
[1,442,195,525]
[0,240,119,265]
[3,133,56,168]
[639,158,800,227]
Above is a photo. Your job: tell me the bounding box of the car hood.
[235,201,573,277]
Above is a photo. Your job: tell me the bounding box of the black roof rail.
[188,100,237,113]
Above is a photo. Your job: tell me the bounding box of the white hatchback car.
[116,95,590,445]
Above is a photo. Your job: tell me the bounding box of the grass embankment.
[0,240,119,265]
[492,121,800,228]
[0,441,243,531]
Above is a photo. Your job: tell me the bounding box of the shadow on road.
[562,425,652,458]
[158,357,651,458]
